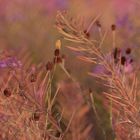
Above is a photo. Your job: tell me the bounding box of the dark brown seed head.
[32,112,40,121]
[113,48,118,59]
[113,48,121,64]
[125,48,131,54]
[83,30,90,38]
[55,132,61,137]
[54,49,60,56]
[111,24,116,31]
[46,61,53,71]
[121,56,126,65]
[130,59,133,63]
[89,88,92,93]
[3,88,11,97]
[96,20,101,27]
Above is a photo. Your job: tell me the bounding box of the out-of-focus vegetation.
[1,0,140,59]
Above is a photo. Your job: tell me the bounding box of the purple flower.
[116,15,134,32]
[0,57,22,68]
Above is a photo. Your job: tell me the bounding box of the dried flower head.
[32,111,40,121]
[3,88,11,97]
[125,48,131,54]
[54,49,60,56]
[121,56,126,65]
[111,24,116,31]
[83,30,90,38]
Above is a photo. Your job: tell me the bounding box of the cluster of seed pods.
[86,21,135,75]
[46,40,66,71]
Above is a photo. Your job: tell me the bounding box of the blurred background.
[0,0,140,57]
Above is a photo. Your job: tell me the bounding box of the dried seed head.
[3,88,11,97]
[32,112,40,121]
[54,49,60,56]
[111,24,116,31]
[46,61,53,71]
[121,56,126,65]
[55,132,61,137]
[83,30,90,38]
[130,59,133,63]
[113,48,121,64]
[125,48,131,54]
[113,48,118,59]
[89,88,92,93]
[96,20,101,27]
